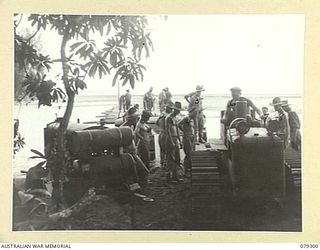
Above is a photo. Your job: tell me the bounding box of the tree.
[14,14,153,208]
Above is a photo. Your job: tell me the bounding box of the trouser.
[191,113,199,141]
[159,103,165,113]
[198,112,204,141]
[125,102,130,111]
[182,135,195,171]
[166,137,181,180]
[290,129,301,151]
[137,141,150,170]
[159,131,167,167]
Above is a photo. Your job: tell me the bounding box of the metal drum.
[69,127,133,154]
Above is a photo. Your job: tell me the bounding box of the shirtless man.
[143,87,155,112]
[165,101,184,183]
[178,107,197,176]
[156,101,174,168]
[135,110,152,170]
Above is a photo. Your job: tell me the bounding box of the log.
[49,187,98,222]
[13,188,101,231]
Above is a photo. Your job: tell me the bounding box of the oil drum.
[69,127,133,154]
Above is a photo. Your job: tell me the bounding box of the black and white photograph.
[13,14,303,231]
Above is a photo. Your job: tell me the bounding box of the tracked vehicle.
[190,101,301,230]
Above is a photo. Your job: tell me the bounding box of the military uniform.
[277,112,290,149]
[185,91,203,142]
[287,110,301,151]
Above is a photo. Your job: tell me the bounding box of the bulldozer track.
[190,150,223,229]
[284,147,301,197]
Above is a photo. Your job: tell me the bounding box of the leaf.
[29,156,45,159]
[75,79,87,90]
[129,74,135,89]
[30,149,45,158]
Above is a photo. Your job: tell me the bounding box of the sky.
[18,14,304,96]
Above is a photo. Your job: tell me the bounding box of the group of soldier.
[117,85,301,188]
[221,86,301,151]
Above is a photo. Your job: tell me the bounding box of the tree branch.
[26,28,40,42]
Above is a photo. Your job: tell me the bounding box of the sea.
[13,94,302,178]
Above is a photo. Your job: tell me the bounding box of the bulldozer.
[190,100,302,230]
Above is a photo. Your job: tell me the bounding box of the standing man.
[156,101,174,168]
[184,85,205,143]
[120,107,150,190]
[178,107,197,176]
[221,87,263,127]
[261,106,270,127]
[165,101,184,183]
[143,87,155,112]
[165,87,172,103]
[124,89,131,111]
[159,87,171,113]
[282,100,301,151]
[135,110,152,170]
[270,97,290,148]
[118,94,126,117]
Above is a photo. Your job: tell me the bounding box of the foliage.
[14,14,153,204]
[14,14,153,105]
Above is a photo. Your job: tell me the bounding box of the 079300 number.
[300,244,319,248]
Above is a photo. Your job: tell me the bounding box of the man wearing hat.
[165,101,184,183]
[282,100,301,151]
[178,106,197,176]
[221,87,263,127]
[156,101,174,168]
[270,97,290,148]
[124,89,131,111]
[120,107,150,189]
[121,105,140,131]
[184,85,205,143]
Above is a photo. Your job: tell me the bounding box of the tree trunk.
[51,30,74,209]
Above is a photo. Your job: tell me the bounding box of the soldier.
[165,101,184,183]
[270,97,290,148]
[120,107,151,188]
[121,106,140,131]
[221,87,263,127]
[143,87,155,112]
[282,100,301,151]
[184,85,205,143]
[159,87,172,113]
[261,106,270,127]
[178,107,197,176]
[135,110,152,170]
[156,101,174,168]
[124,89,131,111]
[118,94,126,116]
